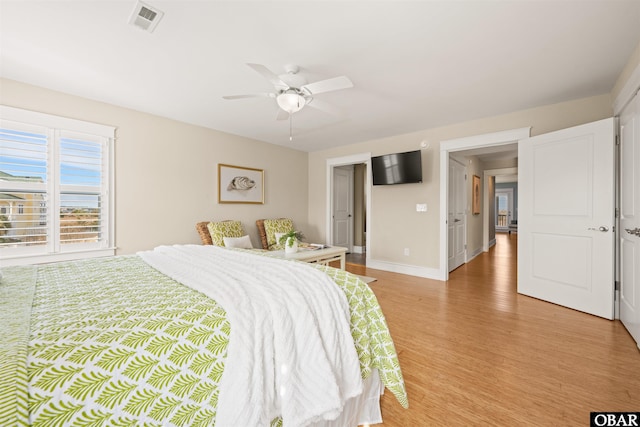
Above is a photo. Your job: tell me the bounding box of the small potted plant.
[278,230,304,253]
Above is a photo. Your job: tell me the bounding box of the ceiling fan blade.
[247,63,289,90]
[276,109,289,121]
[301,76,353,95]
[222,93,276,100]
[305,98,342,116]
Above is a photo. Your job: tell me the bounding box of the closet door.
[620,92,640,347]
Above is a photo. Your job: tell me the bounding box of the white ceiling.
[1,1,639,152]
[459,143,519,163]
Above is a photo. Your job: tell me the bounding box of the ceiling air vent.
[128,1,164,33]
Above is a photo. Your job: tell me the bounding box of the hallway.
[450,232,518,294]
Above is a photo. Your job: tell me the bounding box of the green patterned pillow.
[207,220,245,246]
[264,218,294,250]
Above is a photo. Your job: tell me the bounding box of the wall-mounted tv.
[371,150,423,185]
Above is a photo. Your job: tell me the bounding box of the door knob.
[626,227,640,237]
[454,219,461,223]
[587,226,609,232]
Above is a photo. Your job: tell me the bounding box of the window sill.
[0,247,117,267]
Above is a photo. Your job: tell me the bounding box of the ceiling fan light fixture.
[277,92,306,113]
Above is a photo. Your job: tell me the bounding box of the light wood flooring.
[345,233,640,426]
[346,251,366,266]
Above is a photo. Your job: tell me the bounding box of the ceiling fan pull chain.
[289,114,293,141]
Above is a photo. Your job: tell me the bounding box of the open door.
[518,118,615,319]
[448,158,466,272]
[332,165,353,250]
[620,92,640,346]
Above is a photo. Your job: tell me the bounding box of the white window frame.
[0,105,115,265]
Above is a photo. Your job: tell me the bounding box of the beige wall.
[6,47,638,271]
[612,41,640,102]
[0,79,309,254]
[308,94,612,271]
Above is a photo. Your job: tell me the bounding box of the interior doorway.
[327,154,370,266]
[439,128,529,281]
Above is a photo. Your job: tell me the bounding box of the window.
[0,106,115,264]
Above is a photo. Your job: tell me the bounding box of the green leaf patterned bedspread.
[0,254,407,426]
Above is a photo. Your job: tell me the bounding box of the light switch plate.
[416,203,427,212]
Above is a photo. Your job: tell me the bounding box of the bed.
[0,245,407,426]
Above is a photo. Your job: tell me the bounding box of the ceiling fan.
[223,63,353,123]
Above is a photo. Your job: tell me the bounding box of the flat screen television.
[371,150,423,185]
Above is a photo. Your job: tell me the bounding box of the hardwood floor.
[346,233,640,426]
[346,251,366,266]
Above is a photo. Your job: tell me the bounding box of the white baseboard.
[366,258,444,281]
[466,246,483,263]
[489,238,496,248]
[352,246,365,254]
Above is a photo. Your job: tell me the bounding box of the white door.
[332,166,353,250]
[620,92,640,346]
[448,159,466,272]
[518,118,615,319]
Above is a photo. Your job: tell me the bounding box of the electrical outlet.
[416,203,427,212]
[404,248,410,256]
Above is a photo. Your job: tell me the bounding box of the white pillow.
[223,235,253,249]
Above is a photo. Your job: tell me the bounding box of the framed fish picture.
[218,164,264,204]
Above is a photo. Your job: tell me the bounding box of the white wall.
[0,78,309,254]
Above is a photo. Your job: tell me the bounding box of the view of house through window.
[0,106,114,262]
[0,127,49,248]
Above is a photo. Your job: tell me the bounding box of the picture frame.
[472,175,481,215]
[218,164,264,204]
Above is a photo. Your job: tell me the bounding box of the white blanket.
[138,245,363,427]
